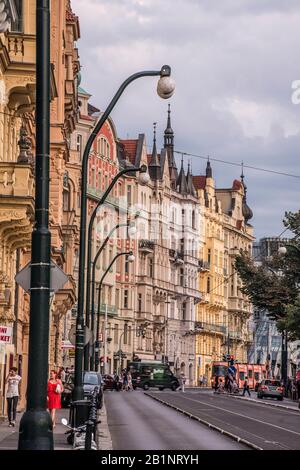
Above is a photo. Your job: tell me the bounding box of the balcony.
[200,293,210,303]
[169,249,184,264]
[136,311,153,322]
[195,321,226,335]
[92,303,118,316]
[229,331,243,342]
[198,260,210,272]
[139,239,155,254]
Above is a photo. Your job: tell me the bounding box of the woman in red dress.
[47,370,63,428]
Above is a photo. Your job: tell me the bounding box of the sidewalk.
[0,408,71,450]
[223,392,300,412]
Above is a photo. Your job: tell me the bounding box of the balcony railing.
[92,303,117,315]
[229,330,243,341]
[195,321,226,334]
[139,240,155,252]
[169,249,184,263]
[198,260,210,272]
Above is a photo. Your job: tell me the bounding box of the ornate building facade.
[0,0,80,415]
[193,163,255,384]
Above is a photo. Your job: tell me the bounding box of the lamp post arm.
[94,251,132,371]
[75,69,162,395]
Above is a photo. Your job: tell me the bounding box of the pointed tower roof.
[186,162,197,197]
[206,158,212,178]
[149,122,161,180]
[176,157,188,195]
[164,104,178,185]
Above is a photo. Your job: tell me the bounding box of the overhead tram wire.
[173,150,300,180]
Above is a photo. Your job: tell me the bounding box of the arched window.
[192,210,196,229]
[63,188,70,211]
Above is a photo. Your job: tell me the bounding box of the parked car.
[257,379,284,400]
[61,371,104,408]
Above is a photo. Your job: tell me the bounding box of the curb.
[226,394,300,412]
[144,392,263,451]
[97,398,113,450]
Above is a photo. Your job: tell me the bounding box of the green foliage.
[235,210,300,339]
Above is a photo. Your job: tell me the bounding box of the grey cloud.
[73,0,300,240]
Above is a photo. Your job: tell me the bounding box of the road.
[104,390,248,450]
[145,389,300,450]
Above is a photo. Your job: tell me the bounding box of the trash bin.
[69,399,91,428]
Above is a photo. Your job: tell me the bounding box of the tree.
[235,210,300,339]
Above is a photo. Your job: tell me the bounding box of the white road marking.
[174,395,300,438]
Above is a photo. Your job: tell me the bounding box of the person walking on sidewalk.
[242,376,251,397]
[5,367,21,427]
[47,370,63,428]
[177,373,186,392]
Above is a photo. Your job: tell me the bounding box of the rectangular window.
[128,326,132,346]
[149,258,153,278]
[127,186,132,207]
[124,290,129,308]
[138,293,142,312]
[76,134,82,156]
[180,268,184,287]
[124,324,128,345]
[115,289,120,309]
[125,255,130,274]
[208,249,211,264]
[11,0,22,32]
[114,325,118,344]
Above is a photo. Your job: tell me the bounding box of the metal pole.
[18,0,53,450]
[104,303,108,374]
[90,223,128,371]
[74,67,170,400]
[119,332,125,374]
[84,168,142,371]
[94,251,132,371]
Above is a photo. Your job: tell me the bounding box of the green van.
[127,361,179,391]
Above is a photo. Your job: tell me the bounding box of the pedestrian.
[127,371,133,391]
[122,370,128,391]
[202,375,207,387]
[242,376,251,397]
[292,380,297,401]
[217,378,224,393]
[5,367,21,427]
[59,367,66,385]
[199,374,203,387]
[113,371,120,391]
[296,366,300,408]
[47,370,63,428]
[214,375,219,392]
[177,373,186,392]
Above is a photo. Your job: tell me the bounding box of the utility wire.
[174,150,300,180]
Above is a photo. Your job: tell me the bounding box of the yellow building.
[193,163,255,385]
[193,162,226,384]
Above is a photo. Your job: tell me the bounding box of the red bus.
[211,362,266,390]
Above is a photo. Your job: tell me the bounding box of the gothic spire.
[176,156,188,195]
[206,157,212,178]
[149,122,161,180]
[164,104,177,186]
[186,161,197,197]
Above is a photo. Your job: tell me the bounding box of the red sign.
[0,326,12,344]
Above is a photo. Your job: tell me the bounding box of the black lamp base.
[18,410,53,450]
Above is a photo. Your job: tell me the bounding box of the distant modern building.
[249,237,300,378]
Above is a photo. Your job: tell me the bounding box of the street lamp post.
[83,167,145,371]
[18,0,53,450]
[73,65,175,401]
[89,221,136,370]
[94,251,135,371]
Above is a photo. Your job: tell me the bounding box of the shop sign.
[0,325,12,343]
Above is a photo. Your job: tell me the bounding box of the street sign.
[68,325,92,346]
[0,325,12,344]
[61,340,74,350]
[15,261,69,294]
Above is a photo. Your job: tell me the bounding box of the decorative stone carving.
[17,125,32,163]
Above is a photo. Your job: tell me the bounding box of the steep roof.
[232,179,243,191]
[119,139,138,165]
[192,175,206,190]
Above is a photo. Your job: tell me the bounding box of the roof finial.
[206,155,212,178]
[153,121,157,144]
[241,161,244,183]
[181,153,184,168]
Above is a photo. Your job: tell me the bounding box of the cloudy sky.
[72,0,300,240]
